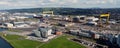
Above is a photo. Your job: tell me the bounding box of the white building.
[63,17,69,20]
[15,24,30,28]
[4,23,13,28]
[85,16,99,22]
[93,33,100,39]
[1,17,6,21]
[12,22,30,28]
[9,17,16,20]
[14,16,29,19]
[86,21,98,25]
[25,21,38,25]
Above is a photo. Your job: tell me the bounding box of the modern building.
[33,30,42,37]
[33,27,52,38]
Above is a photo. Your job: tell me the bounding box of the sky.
[0,0,119,10]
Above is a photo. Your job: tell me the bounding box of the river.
[0,37,13,48]
[0,28,13,48]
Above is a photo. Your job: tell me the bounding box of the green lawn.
[40,35,86,48]
[3,35,42,48]
[2,34,86,48]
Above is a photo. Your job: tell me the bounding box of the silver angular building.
[33,27,52,38]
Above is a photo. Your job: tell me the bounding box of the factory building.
[86,21,98,26]
[85,16,99,22]
[72,16,99,22]
[69,29,92,37]
[11,22,30,28]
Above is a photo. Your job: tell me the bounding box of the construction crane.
[42,11,54,16]
[98,13,110,27]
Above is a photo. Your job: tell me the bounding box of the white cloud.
[72,0,78,3]
[84,0,116,5]
[0,1,10,5]
[49,0,58,2]
[0,0,119,9]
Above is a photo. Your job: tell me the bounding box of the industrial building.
[72,17,80,22]
[72,16,99,23]
[69,29,92,38]
[55,31,62,35]
[11,22,30,28]
[69,30,80,35]
[86,21,98,26]
[85,16,99,22]
[117,34,120,47]
[58,22,74,27]
[4,23,13,28]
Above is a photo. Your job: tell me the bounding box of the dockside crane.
[98,13,110,27]
[42,11,54,16]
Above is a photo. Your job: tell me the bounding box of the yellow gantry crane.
[99,13,110,27]
[42,11,54,16]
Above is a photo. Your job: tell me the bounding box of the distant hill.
[4,8,120,20]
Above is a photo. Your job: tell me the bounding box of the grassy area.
[2,34,86,48]
[3,35,42,48]
[40,35,86,48]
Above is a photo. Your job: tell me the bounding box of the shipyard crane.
[98,13,110,27]
[42,11,54,16]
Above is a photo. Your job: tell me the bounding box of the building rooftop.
[39,27,52,32]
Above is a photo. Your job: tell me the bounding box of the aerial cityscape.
[0,0,120,48]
